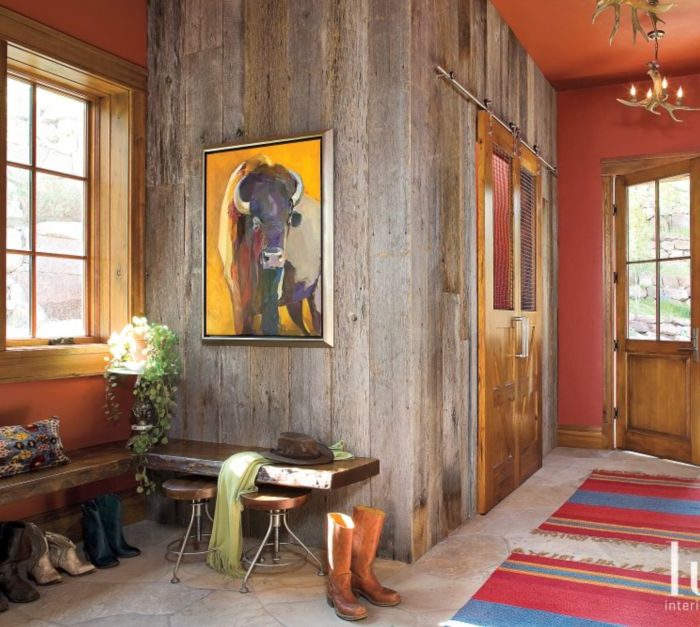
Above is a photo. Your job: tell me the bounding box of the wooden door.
[477,112,543,514]
[616,159,700,464]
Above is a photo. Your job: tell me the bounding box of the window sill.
[0,343,109,384]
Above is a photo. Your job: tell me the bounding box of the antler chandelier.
[593,0,699,122]
[592,0,672,45]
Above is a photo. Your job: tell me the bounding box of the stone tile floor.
[4,447,699,626]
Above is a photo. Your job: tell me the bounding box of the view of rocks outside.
[627,175,691,342]
[5,77,86,339]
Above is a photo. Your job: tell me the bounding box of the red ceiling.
[490,0,700,90]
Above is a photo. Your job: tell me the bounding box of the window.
[0,10,146,382]
[6,76,91,341]
[626,170,691,342]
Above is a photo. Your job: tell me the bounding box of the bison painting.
[204,132,333,345]
[217,154,322,337]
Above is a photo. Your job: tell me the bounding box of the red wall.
[0,0,146,67]
[558,72,700,426]
[0,1,146,520]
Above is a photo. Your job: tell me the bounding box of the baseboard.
[557,425,605,450]
[26,490,145,541]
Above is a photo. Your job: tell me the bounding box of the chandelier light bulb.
[647,88,653,99]
[662,77,669,90]
[630,84,637,99]
[677,86,684,102]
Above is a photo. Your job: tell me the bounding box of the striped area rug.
[536,470,700,549]
[443,552,700,626]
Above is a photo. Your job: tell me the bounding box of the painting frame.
[201,130,334,347]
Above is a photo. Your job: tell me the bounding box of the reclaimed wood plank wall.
[147,0,557,562]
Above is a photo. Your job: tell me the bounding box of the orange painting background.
[205,137,322,336]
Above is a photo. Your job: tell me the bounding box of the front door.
[615,159,700,464]
[477,112,543,514]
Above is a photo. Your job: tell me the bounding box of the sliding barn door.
[477,112,543,514]
[616,159,700,464]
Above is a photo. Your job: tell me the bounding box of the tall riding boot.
[95,494,141,558]
[326,513,367,622]
[0,522,40,603]
[25,524,62,585]
[350,506,401,607]
[81,500,119,569]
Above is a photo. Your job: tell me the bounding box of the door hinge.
[613,204,618,216]
[613,272,618,284]
[613,339,619,352]
[613,407,619,420]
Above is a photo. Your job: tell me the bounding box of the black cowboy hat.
[263,432,334,465]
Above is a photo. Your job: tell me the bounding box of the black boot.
[81,501,119,569]
[0,592,7,612]
[95,494,141,558]
[0,522,40,603]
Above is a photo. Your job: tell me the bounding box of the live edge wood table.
[145,439,379,490]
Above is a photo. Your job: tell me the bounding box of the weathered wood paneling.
[147,0,557,562]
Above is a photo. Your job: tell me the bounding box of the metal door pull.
[512,317,529,359]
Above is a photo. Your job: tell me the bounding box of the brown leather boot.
[0,522,40,603]
[351,506,401,607]
[326,513,368,621]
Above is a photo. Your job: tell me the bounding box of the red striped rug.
[443,552,700,626]
[537,469,700,549]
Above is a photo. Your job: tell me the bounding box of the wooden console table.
[145,439,379,490]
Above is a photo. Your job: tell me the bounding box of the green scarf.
[206,451,267,577]
[206,441,354,577]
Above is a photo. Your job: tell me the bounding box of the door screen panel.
[493,146,513,311]
[520,169,536,312]
[626,174,691,341]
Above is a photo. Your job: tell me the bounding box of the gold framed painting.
[202,130,333,346]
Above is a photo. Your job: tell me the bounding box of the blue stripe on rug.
[501,561,673,595]
[449,599,620,626]
[569,490,700,516]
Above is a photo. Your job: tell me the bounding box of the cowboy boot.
[81,501,119,569]
[25,524,62,585]
[45,532,96,576]
[326,513,367,621]
[0,522,40,603]
[351,506,401,607]
[95,494,141,558]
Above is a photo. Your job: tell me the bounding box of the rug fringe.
[592,468,700,482]
[516,539,690,577]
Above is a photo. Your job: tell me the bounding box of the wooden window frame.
[0,8,145,383]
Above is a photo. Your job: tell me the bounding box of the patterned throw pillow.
[0,417,70,478]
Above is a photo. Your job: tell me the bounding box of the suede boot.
[25,524,62,585]
[326,513,367,621]
[81,501,119,569]
[46,532,95,576]
[350,506,401,607]
[0,522,40,603]
[95,494,141,558]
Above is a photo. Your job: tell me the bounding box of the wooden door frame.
[602,151,700,453]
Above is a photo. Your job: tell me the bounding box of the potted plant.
[105,316,181,494]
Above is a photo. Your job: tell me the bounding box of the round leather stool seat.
[241,488,311,511]
[163,477,217,501]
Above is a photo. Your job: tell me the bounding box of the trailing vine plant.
[105,317,181,494]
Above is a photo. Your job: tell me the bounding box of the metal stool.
[239,488,324,593]
[163,477,217,584]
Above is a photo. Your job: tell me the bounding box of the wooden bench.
[0,442,133,507]
[145,439,379,490]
